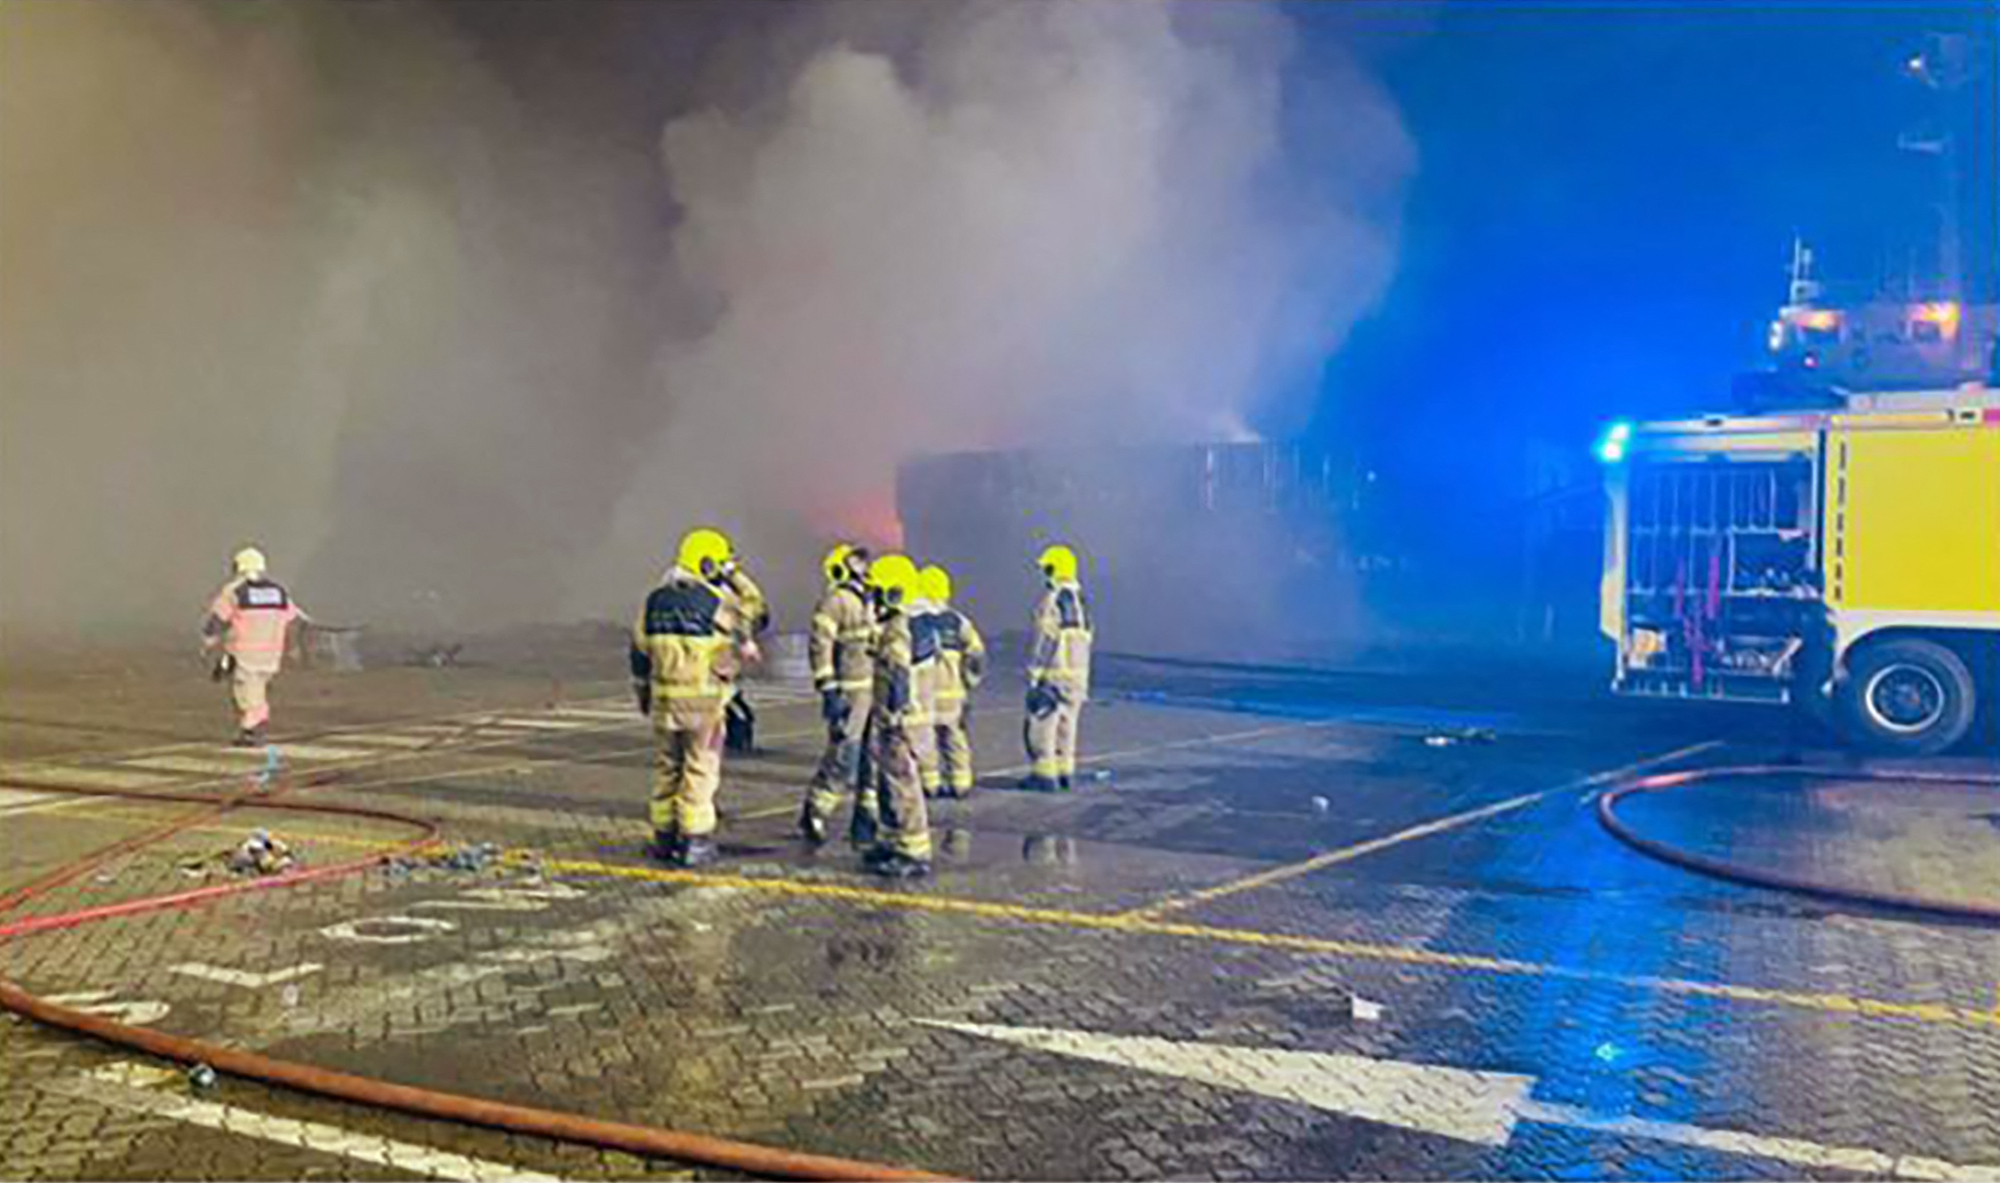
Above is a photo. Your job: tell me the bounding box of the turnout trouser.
[231,664,276,732]
[651,709,726,839]
[925,699,974,795]
[869,716,932,860]
[1024,697,1083,781]
[805,688,878,827]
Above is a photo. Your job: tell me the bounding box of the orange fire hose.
[0,776,953,1181]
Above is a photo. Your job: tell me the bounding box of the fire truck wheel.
[1839,638,1977,756]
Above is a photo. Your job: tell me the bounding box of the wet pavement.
[2,640,1996,1181]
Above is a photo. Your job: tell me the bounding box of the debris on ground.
[186,1063,218,1091]
[408,643,464,668]
[387,841,506,878]
[1311,795,1332,816]
[1423,726,1499,748]
[226,829,296,876]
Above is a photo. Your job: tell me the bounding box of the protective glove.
[210,653,235,683]
[633,680,653,717]
[820,688,850,724]
[1026,682,1059,717]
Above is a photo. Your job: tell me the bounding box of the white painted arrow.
[924,1021,2000,1180]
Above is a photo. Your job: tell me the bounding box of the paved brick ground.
[3,642,1996,1180]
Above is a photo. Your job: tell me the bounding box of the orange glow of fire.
[818,489,904,553]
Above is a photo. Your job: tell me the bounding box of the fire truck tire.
[1838,638,1977,756]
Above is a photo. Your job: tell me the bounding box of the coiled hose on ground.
[0,775,950,1182]
[1595,763,2000,926]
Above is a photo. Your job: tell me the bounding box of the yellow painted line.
[532,853,2000,1032]
[1119,740,1725,921]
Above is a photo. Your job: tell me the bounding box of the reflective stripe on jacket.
[809,581,877,692]
[630,568,764,720]
[203,578,301,673]
[1028,580,1092,701]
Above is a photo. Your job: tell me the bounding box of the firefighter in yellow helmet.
[800,542,880,845]
[1022,542,1093,791]
[201,546,309,745]
[916,564,986,798]
[630,527,768,866]
[859,552,934,877]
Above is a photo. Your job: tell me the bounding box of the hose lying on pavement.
[1596,764,2000,926]
[0,776,953,1182]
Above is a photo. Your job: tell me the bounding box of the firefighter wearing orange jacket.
[1022,543,1092,792]
[201,546,307,746]
[630,528,768,867]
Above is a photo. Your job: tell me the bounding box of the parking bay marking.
[50,1063,567,1182]
[170,962,323,990]
[929,1020,2000,1180]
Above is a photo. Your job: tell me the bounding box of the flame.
[819,488,904,553]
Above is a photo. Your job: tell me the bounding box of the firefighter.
[918,564,986,798]
[800,542,880,845]
[1022,542,1093,792]
[630,527,768,868]
[860,553,933,878]
[201,546,307,746]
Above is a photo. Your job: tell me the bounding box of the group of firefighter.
[201,530,1094,881]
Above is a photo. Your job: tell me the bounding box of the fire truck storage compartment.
[1624,454,1819,699]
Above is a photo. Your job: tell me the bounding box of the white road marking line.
[332,732,444,748]
[170,962,323,990]
[270,743,376,762]
[0,787,59,812]
[317,915,459,944]
[0,764,174,790]
[546,707,640,721]
[924,1020,1534,1145]
[51,1064,565,1181]
[43,992,171,1025]
[933,1021,2000,1179]
[1516,1101,2000,1181]
[117,754,265,776]
[485,717,602,732]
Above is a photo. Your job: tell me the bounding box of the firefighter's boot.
[675,836,718,868]
[798,807,829,846]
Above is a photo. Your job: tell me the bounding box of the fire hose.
[1596,764,2000,926]
[0,776,950,1181]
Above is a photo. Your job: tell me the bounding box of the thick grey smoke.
[0,1,676,638]
[2,1,1410,649]
[588,1,1413,622]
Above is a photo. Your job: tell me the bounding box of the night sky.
[1314,1,1996,496]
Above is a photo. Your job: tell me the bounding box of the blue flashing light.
[1595,420,1634,464]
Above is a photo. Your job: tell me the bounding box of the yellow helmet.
[232,546,267,577]
[867,553,920,606]
[919,564,952,605]
[677,527,734,577]
[1036,543,1078,583]
[823,543,854,585]
[824,542,870,586]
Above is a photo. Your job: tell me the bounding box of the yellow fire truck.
[1599,381,1999,754]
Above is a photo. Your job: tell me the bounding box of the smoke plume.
[593,2,1413,617]
[1,1,1410,645]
